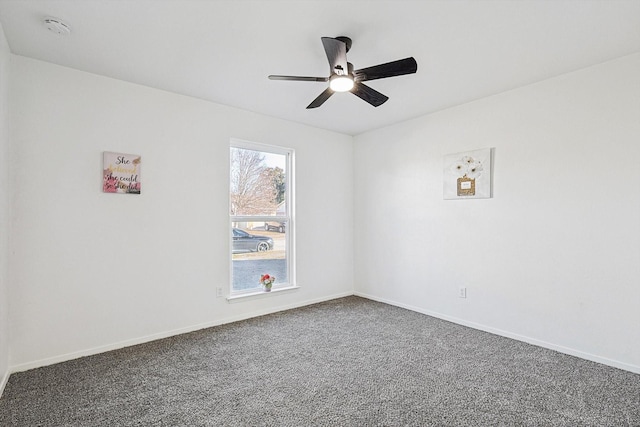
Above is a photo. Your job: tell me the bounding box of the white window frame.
[228,138,295,298]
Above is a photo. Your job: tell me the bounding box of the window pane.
[230,147,286,216]
[229,141,292,295]
[231,223,287,292]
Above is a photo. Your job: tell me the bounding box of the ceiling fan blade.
[321,37,349,75]
[307,88,334,109]
[354,57,417,82]
[269,75,329,82]
[351,82,389,107]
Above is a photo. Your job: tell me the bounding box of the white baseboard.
[10,291,354,374]
[354,291,640,375]
[0,370,8,399]
[10,290,637,377]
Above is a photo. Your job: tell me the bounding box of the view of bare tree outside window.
[230,148,286,216]
[230,145,291,293]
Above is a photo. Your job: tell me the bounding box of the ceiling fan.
[268,36,417,109]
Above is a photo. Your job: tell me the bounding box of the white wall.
[6,49,639,377]
[8,56,354,370]
[0,22,10,392]
[354,54,640,373]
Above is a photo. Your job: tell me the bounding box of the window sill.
[226,285,300,303]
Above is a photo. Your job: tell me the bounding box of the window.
[229,140,293,295]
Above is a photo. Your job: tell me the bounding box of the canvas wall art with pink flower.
[103,152,141,194]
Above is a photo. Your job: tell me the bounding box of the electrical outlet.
[458,287,467,298]
[216,287,223,298]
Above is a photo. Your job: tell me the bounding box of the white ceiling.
[1,0,639,135]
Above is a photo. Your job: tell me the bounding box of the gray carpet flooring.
[0,296,638,426]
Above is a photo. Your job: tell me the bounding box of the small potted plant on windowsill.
[260,274,275,292]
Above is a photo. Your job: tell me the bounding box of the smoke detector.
[43,17,71,36]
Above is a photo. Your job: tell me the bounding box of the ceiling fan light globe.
[329,75,354,92]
